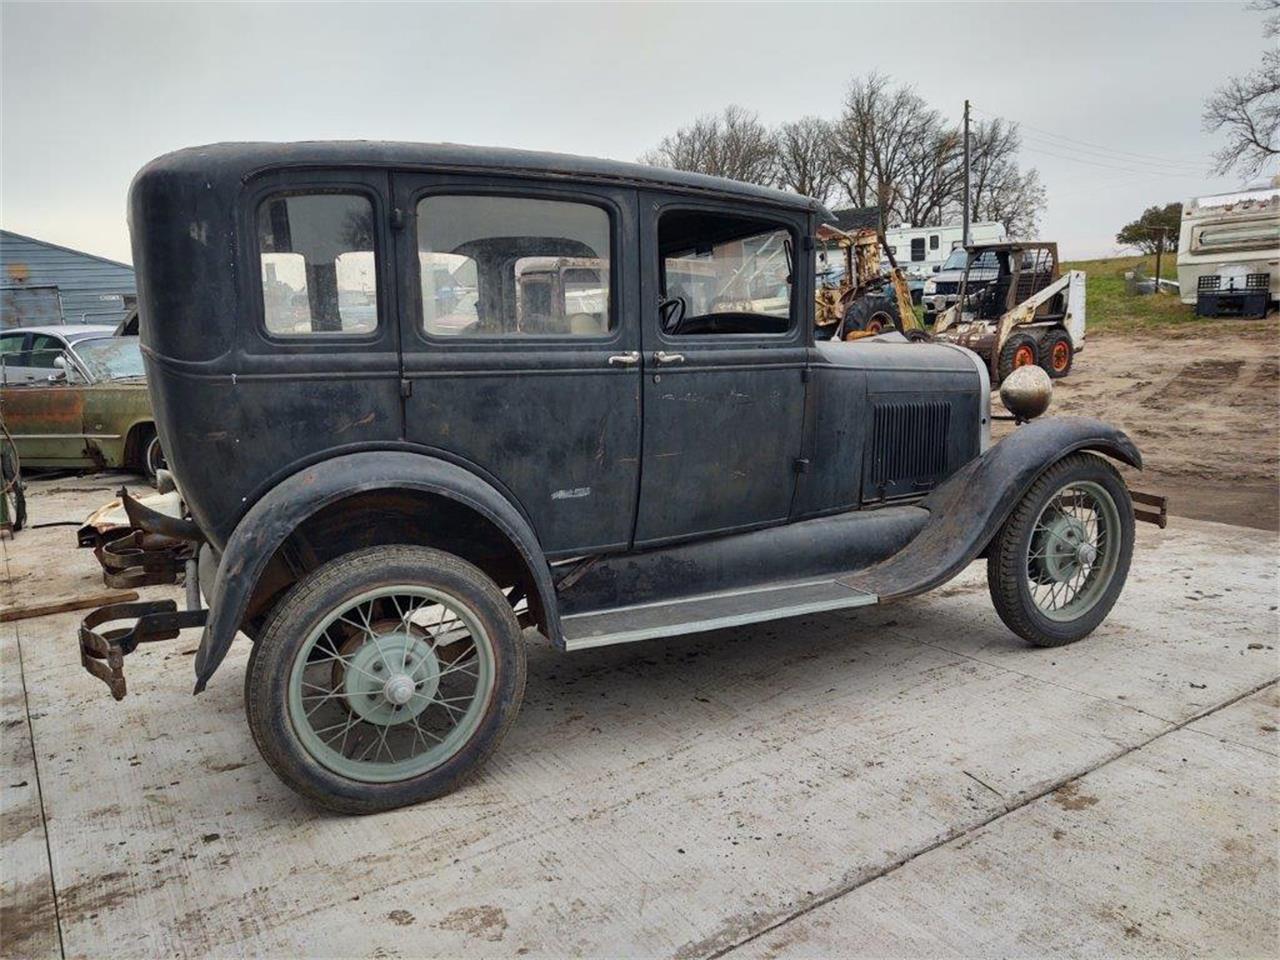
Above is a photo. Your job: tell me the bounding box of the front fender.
[193,451,558,693]
[844,416,1141,601]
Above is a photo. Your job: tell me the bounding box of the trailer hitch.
[79,601,208,701]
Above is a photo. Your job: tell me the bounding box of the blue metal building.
[0,230,136,329]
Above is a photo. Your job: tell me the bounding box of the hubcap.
[1025,481,1122,622]
[287,586,495,783]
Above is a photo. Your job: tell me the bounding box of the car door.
[393,175,642,558]
[0,333,96,466]
[635,195,810,546]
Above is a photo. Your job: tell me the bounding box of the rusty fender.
[193,451,558,693]
[843,416,1142,602]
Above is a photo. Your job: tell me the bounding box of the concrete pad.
[2,476,1278,958]
[729,692,1280,959]
[0,626,60,960]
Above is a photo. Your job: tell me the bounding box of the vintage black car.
[79,143,1159,813]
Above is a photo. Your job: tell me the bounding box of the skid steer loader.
[932,242,1086,383]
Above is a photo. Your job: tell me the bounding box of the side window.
[417,195,612,337]
[0,334,24,356]
[929,234,939,250]
[28,334,65,369]
[910,237,926,262]
[659,210,792,336]
[256,193,379,336]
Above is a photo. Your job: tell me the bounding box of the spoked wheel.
[987,452,1134,647]
[246,545,526,813]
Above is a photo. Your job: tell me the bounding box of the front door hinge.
[400,378,412,398]
[793,457,810,474]
[391,207,406,231]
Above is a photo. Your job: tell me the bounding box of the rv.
[1177,177,1280,318]
[883,221,1007,281]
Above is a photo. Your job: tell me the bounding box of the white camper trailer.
[1177,177,1279,318]
[883,221,1007,280]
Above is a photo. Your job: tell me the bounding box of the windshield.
[74,337,146,380]
[941,249,968,270]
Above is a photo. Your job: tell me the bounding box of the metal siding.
[0,231,136,327]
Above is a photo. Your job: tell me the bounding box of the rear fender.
[844,416,1141,601]
[193,451,558,692]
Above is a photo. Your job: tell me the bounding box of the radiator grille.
[868,401,951,496]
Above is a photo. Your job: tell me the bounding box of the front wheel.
[245,545,526,813]
[987,453,1134,647]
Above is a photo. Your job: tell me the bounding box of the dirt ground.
[995,321,1280,531]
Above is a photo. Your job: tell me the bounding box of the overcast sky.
[2,1,1273,262]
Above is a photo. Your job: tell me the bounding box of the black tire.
[134,424,166,481]
[842,294,899,337]
[987,452,1135,647]
[245,544,526,814]
[996,332,1040,383]
[1039,328,1074,379]
[904,328,932,344]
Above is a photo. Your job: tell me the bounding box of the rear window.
[256,193,379,336]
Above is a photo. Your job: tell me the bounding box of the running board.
[561,579,879,651]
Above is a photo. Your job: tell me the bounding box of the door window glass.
[417,195,612,337]
[28,334,65,369]
[659,210,792,336]
[256,193,379,336]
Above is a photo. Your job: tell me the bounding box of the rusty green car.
[0,324,164,478]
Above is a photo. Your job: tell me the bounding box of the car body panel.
[0,325,153,468]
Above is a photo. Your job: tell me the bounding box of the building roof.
[0,230,132,272]
[829,206,881,232]
[139,141,834,216]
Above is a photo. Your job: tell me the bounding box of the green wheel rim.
[1025,480,1122,623]
[287,585,495,783]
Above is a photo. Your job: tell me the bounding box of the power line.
[1017,130,1206,173]
[1018,143,1208,179]
[969,103,1209,171]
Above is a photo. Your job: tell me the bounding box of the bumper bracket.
[79,601,208,701]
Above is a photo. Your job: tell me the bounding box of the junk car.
[79,143,1161,813]
[0,324,166,478]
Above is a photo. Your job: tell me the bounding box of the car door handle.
[654,351,685,364]
[607,351,641,367]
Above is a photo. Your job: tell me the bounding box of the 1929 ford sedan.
[79,143,1162,813]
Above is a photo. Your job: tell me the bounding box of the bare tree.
[829,73,940,223]
[1203,0,1279,177]
[641,105,778,186]
[774,116,838,202]
[967,118,1046,238]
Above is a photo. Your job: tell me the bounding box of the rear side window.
[910,237,926,261]
[417,195,612,337]
[256,193,379,336]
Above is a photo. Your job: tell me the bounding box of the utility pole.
[1153,227,1168,294]
[962,99,971,248]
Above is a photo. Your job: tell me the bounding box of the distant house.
[829,206,881,233]
[0,230,136,329]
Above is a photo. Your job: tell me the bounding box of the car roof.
[138,141,835,218]
[4,324,119,341]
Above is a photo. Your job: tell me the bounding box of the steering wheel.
[659,296,687,335]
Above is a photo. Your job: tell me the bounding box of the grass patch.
[1062,253,1198,334]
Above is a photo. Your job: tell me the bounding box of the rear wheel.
[842,294,899,338]
[245,545,526,813]
[987,453,1134,647]
[1040,328,1074,379]
[997,332,1039,383]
